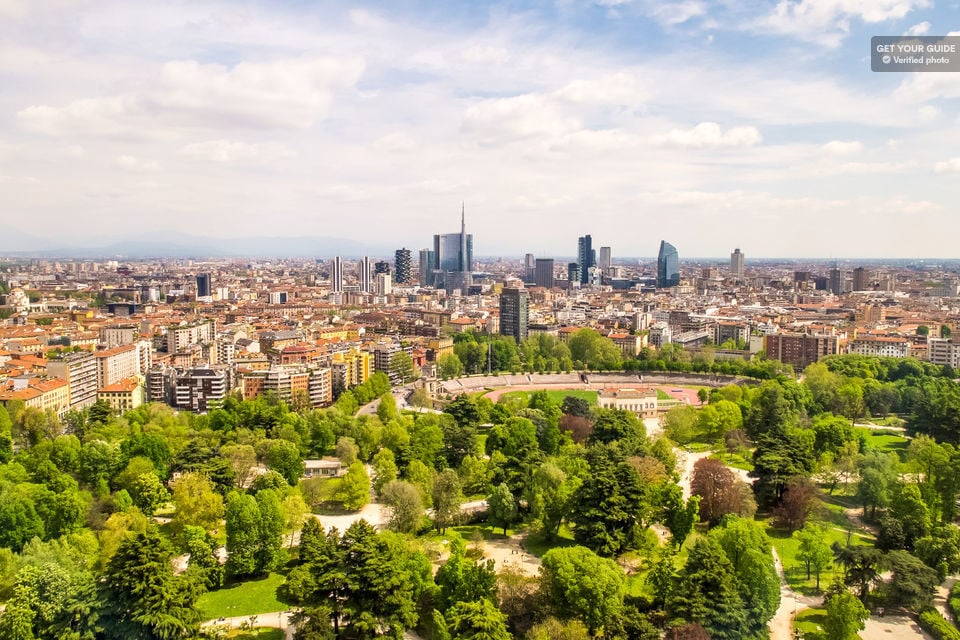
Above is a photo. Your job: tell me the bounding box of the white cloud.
[934,158,960,174]
[461,45,510,65]
[462,94,581,144]
[17,56,365,137]
[651,122,762,148]
[904,21,930,35]
[0,175,39,184]
[756,0,932,46]
[815,160,915,175]
[820,140,862,155]
[56,145,85,158]
[555,73,648,105]
[648,1,708,25]
[371,132,418,152]
[180,139,295,164]
[115,155,158,171]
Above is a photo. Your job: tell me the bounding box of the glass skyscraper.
[657,240,680,288]
[577,235,594,285]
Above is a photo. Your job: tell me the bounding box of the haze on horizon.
[0,0,958,259]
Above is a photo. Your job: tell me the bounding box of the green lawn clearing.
[767,520,872,596]
[858,429,909,460]
[226,629,285,640]
[197,573,287,620]
[493,389,598,406]
[794,608,829,640]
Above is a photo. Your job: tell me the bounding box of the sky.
[0,0,958,259]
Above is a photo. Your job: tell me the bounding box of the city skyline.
[0,2,958,258]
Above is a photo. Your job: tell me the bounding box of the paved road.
[201,612,295,640]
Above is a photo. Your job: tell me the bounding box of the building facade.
[499,287,530,344]
[657,240,680,288]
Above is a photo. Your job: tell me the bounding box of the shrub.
[918,608,960,640]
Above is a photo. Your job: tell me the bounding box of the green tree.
[660,484,699,549]
[0,492,44,552]
[529,462,578,539]
[390,351,417,384]
[0,405,14,464]
[823,590,868,640]
[336,436,360,467]
[372,448,399,497]
[130,473,169,517]
[220,444,257,489]
[438,353,465,380]
[225,492,260,578]
[432,469,463,534]
[381,480,424,534]
[568,448,644,556]
[435,538,497,610]
[100,528,202,640]
[668,537,749,640]
[169,472,225,538]
[486,483,517,536]
[445,599,511,640]
[663,405,698,445]
[266,440,303,486]
[710,517,780,636]
[255,489,285,573]
[794,523,833,589]
[885,550,938,612]
[377,393,398,423]
[338,521,418,638]
[540,546,625,636]
[336,462,371,511]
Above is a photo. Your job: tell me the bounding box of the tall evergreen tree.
[100,528,202,640]
[668,537,749,640]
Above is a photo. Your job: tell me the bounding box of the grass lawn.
[226,629,285,640]
[523,524,577,557]
[794,608,829,640]
[655,388,672,401]
[492,389,598,406]
[709,451,754,472]
[767,520,872,596]
[197,573,287,620]
[858,429,909,460]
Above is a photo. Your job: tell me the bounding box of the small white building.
[303,458,345,479]
[597,388,658,419]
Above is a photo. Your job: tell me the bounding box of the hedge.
[918,608,960,640]
[949,582,960,623]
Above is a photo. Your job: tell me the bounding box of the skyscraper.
[394,248,412,284]
[852,267,868,292]
[374,260,390,275]
[730,248,744,281]
[534,258,554,288]
[568,262,581,284]
[657,241,680,288]
[331,257,343,293]
[359,257,372,293]
[829,267,843,295]
[598,246,611,271]
[577,235,594,285]
[432,205,474,293]
[524,253,536,282]
[418,248,435,287]
[500,287,529,344]
[195,273,211,298]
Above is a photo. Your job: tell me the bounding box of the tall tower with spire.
[432,204,474,294]
[460,203,468,272]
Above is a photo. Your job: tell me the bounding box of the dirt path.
[481,533,541,577]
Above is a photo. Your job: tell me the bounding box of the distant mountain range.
[0,229,395,259]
